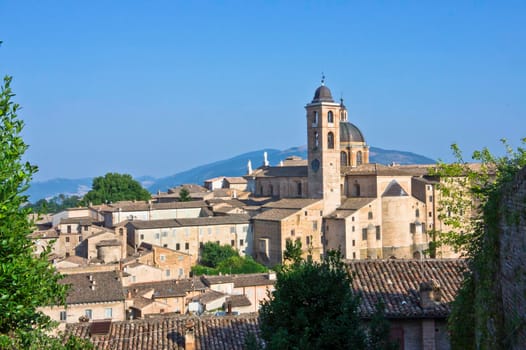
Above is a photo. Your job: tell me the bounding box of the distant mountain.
[27,146,435,201]
[146,146,435,193]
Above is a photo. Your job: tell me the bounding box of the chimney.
[185,320,196,350]
[419,280,441,308]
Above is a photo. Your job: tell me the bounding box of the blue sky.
[1,1,524,181]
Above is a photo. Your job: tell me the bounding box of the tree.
[178,187,191,202]
[200,242,238,267]
[432,140,526,349]
[192,242,268,275]
[81,172,151,205]
[0,74,92,348]
[259,250,396,350]
[28,194,82,214]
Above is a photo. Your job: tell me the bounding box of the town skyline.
[1,1,524,181]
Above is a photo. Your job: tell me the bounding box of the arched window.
[356,151,363,165]
[328,132,334,149]
[314,131,319,148]
[340,151,348,166]
[313,111,318,126]
[328,111,334,123]
[352,183,360,197]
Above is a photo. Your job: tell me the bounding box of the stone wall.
[499,166,526,349]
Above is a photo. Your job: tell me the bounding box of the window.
[185,228,190,237]
[328,132,334,149]
[179,268,184,277]
[65,252,70,257]
[140,234,144,240]
[328,111,334,123]
[291,229,295,236]
[185,242,189,250]
[165,269,170,277]
[230,226,236,234]
[368,211,373,220]
[415,209,420,218]
[60,311,67,321]
[67,225,71,234]
[269,184,274,196]
[160,254,166,262]
[312,221,318,231]
[155,233,160,240]
[429,195,433,202]
[132,276,136,283]
[341,151,348,166]
[199,242,204,249]
[240,239,244,246]
[119,228,123,235]
[313,111,318,126]
[305,211,308,216]
[162,231,167,237]
[84,225,89,232]
[352,226,355,232]
[79,236,82,242]
[356,151,363,165]
[362,228,367,240]
[352,184,361,197]
[104,308,112,319]
[352,239,355,247]
[314,131,319,148]
[429,211,433,218]
[65,237,70,243]
[351,216,355,222]
[231,240,235,247]
[176,243,180,250]
[85,309,92,320]
[306,236,310,246]
[353,252,356,259]
[297,182,302,196]
[376,226,381,240]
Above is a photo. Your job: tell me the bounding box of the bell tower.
[306,79,342,214]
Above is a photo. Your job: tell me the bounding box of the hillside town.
[25,82,479,349]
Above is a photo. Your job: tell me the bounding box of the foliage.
[259,250,396,350]
[192,243,267,275]
[282,238,303,267]
[27,193,82,214]
[80,172,151,205]
[432,139,526,349]
[178,187,191,202]
[200,242,238,268]
[244,331,263,350]
[0,74,91,348]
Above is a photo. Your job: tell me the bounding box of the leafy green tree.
[282,238,303,267]
[178,187,191,202]
[81,172,151,205]
[28,194,82,213]
[432,139,526,349]
[259,250,396,350]
[0,74,92,348]
[200,242,238,267]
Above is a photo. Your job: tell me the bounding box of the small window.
[140,234,144,240]
[85,309,92,320]
[353,252,356,259]
[352,226,355,232]
[208,228,212,235]
[291,229,295,236]
[185,242,189,250]
[65,237,70,243]
[313,111,318,126]
[176,243,180,250]
[297,182,302,196]
[67,225,71,234]
[306,236,310,246]
[78,236,82,242]
[356,151,363,165]
[231,240,235,247]
[230,226,236,234]
[65,252,70,257]
[352,239,355,247]
[162,231,167,237]
[119,228,123,235]
[376,226,381,240]
[312,221,318,231]
[351,216,355,222]
[368,211,373,220]
[165,269,170,277]
[199,242,204,249]
[60,311,67,321]
[240,239,244,246]
[160,254,166,262]
[314,131,319,148]
[429,211,433,218]
[429,195,433,202]
[163,244,168,248]
[305,211,308,216]
[155,233,160,239]
[104,308,112,319]
[415,209,420,218]
[328,111,334,123]
[362,228,367,240]
[132,276,136,283]
[84,225,89,232]
[327,132,334,149]
[179,268,184,277]
[243,226,248,232]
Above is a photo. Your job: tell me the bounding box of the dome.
[340,121,365,143]
[312,85,334,103]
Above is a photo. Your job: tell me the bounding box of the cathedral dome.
[340,121,365,143]
[312,85,334,103]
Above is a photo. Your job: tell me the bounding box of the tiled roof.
[338,197,376,210]
[62,271,125,305]
[252,208,298,221]
[128,278,207,298]
[341,163,428,176]
[252,165,308,178]
[232,273,276,288]
[201,275,234,286]
[66,314,261,350]
[192,290,226,304]
[348,259,467,318]
[129,215,251,230]
[224,177,247,184]
[30,229,59,239]
[60,216,99,225]
[226,294,251,307]
[102,201,208,213]
[96,239,121,247]
[262,198,321,210]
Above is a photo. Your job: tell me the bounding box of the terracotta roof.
[62,271,125,305]
[66,314,261,350]
[201,275,234,286]
[226,294,251,307]
[129,215,251,230]
[252,208,298,221]
[341,163,428,176]
[60,216,99,225]
[102,201,208,213]
[338,197,376,210]
[224,177,247,184]
[252,165,308,178]
[129,278,207,298]
[192,290,226,304]
[232,273,276,288]
[262,198,321,210]
[30,229,59,239]
[348,259,467,318]
[96,239,121,247]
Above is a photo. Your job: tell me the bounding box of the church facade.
[248,82,456,265]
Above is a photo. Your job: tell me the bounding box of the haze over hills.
[27,146,435,201]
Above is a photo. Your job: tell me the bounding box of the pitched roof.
[60,216,100,225]
[127,215,251,230]
[252,208,298,221]
[62,271,125,304]
[252,165,308,178]
[341,163,429,176]
[66,314,261,350]
[201,275,234,286]
[226,294,252,307]
[382,180,409,197]
[128,278,207,298]
[232,273,276,288]
[102,201,208,213]
[348,259,467,318]
[224,177,247,184]
[262,198,321,210]
[338,197,376,210]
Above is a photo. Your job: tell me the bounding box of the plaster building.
[248,81,457,263]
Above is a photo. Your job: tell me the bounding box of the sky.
[1,1,525,181]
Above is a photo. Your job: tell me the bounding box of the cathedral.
[247,81,456,265]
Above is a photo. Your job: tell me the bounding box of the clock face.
[311,159,320,172]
